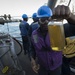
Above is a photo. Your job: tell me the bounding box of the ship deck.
[18,50,75,75]
[18,50,37,75]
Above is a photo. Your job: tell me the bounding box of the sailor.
[28,13,39,60]
[53,5,75,75]
[30,5,75,75]
[29,13,39,37]
[30,5,62,75]
[19,14,30,55]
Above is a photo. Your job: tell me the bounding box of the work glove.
[52,5,71,19]
[63,37,75,58]
[31,58,40,73]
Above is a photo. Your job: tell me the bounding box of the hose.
[12,37,22,56]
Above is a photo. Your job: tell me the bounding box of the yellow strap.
[63,37,75,58]
[2,66,9,74]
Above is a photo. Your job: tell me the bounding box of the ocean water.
[0,22,22,41]
[0,18,33,41]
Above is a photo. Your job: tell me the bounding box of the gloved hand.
[52,5,71,19]
[31,58,40,73]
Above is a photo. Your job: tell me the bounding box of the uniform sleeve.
[30,35,36,60]
[19,23,21,31]
[28,25,32,37]
[28,23,34,37]
[26,23,30,31]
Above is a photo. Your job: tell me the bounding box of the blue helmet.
[22,14,28,18]
[37,5,52,18]
[32,13,37,18]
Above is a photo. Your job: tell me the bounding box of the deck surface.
[18,50,37,75]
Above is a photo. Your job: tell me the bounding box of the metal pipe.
[68,0,71,6]
[47,0,58,10]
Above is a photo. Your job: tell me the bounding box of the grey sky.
[0,0,48,16]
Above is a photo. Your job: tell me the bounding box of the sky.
[0,0,48,17]
[0,0,75,19]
